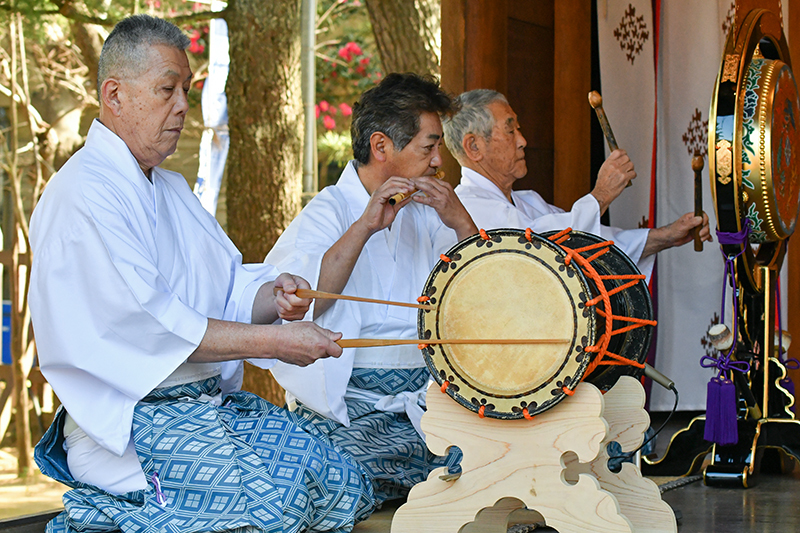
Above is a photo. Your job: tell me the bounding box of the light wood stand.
[391,376,676,533]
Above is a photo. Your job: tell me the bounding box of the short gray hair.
[97,14,190,97]
[442,89,508,162]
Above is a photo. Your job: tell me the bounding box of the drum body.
[417,229,597,419]
[541,230,653,391]
[739,57,800,243]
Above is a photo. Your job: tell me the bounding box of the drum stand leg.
[390,378,677,533]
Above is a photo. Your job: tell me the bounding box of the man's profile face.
[118,44,192,173]
[481,101,527,184]
[384,112,444,178]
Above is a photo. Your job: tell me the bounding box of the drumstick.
[388,169,445,205]
[273,287,436,310]
[337,338,571,348]
[588,91,632,188]
[692,154,704,252]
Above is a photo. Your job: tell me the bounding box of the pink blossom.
[323,115,336,130]
[355,66,366,76]
[319,100,330,112]
[188,41,205,54]
[339,103,352,116]
[345,42,362,56]
[337,47,353,62]
[315,105,320,119]
[359,57,370,67]
[195,80,204,90]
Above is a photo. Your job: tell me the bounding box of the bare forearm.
[188,318,280,363]
[251,282,279,324]
[315,221,373,318]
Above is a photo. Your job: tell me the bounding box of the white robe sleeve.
[262,189,358,425]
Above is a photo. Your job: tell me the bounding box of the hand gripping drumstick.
[692,154,704,252]
[388,169,445,205]
[273,286,437,310]
[588,91,632,188]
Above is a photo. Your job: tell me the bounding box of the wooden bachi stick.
[588,91,631,188]
[337,338,571,348]
[388,169,445,205]
[274,287,436,310]
[692,154,704,252]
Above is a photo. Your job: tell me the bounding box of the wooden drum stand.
[391,377,676,533]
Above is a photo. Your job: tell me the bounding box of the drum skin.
[417,229,597,420]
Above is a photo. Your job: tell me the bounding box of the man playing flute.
[30,15,374,532]
[442,89,713,281]
[266,73,477,505]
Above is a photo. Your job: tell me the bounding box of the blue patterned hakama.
[294,368,461,505]
[35,377,375,533]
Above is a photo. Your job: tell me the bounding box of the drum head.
[542,230,653,391]
[418,229,596,419]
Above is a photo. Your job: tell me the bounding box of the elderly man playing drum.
[442,89,712,280]
[266,73,477,504]
[30,15,374,533]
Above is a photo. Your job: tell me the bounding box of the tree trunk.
[364,0,441,76]
[225,0,304,405]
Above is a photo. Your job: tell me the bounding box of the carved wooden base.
[391,377,676,533]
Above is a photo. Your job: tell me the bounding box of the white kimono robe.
[266,161,458,426]
[29,120,279,457]
[455,167,654,281]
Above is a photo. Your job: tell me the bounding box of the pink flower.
[315,105,320,119]
[195,80,204,90]
[188,41,205,54]
[337,47,353,62]
[359,57,370,67]
[322,115,336,130]
[355,66,366,76]
[319,100,330,112]
[328,106,338,116]
[338,103,352,116]
[345,42,362,56]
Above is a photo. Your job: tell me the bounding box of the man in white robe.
[443,89,712,282]
[267,73,478,503]
[30,15,373,533]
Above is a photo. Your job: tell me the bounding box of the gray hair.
[442,89,508,162]
[97,14,190,97]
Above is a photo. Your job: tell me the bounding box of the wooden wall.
[440,0,592,209]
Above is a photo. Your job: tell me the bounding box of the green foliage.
[315,0,381,173]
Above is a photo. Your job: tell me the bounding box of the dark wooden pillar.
[440,0,592,209]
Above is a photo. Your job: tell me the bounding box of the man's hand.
[273,273,313,321]
[591,149,636,215]
[356,176,417,235]
[642,211,712,258]
[271,322,343,367]
[410,176,478,240]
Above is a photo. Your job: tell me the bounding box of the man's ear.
[463,133,484,163]
[101,78,123,116]
[369,132,392,163]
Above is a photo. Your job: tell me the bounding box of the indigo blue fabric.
[35,376,375,532]
[295,367,462,505]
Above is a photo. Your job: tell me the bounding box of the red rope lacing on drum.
[545,228,657,380]
[479,228,491,240]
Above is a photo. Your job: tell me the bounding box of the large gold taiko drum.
[709,8,800,286]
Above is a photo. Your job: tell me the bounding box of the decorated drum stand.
[642,2,800,488]
[391,229,675,533]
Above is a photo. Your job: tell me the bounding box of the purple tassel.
[704,376,738,446]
